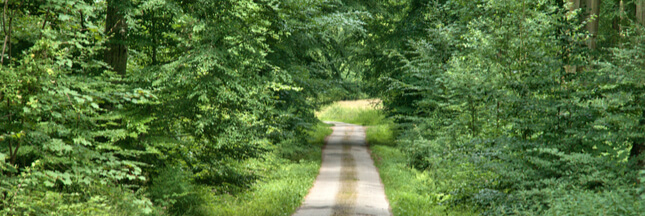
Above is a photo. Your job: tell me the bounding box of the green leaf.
[59,14,72,21]
[45,139,73,155]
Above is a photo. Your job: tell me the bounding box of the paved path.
[293,122,391,216]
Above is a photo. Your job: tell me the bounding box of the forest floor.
[293,121,392,216]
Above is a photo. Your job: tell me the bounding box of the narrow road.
[293,122,391,216]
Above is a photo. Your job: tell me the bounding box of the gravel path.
[293,122,391,216]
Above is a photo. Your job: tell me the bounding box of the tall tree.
[585,0,601,49]
[567,0,601,49]
[630,0,645,169]
[104,0,128,75]
[638,0,645,24]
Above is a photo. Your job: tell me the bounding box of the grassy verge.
[318,99,477,216]
[370,145,477,216]
[204,122,332,216]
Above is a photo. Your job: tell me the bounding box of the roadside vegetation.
[205,122,332,215]
[3,0,645,215]
[1,1,358,215]
[136,122,332,216]
[317,100,477,215]
[369,1,645,215]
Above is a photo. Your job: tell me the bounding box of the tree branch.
[1,0,8,64]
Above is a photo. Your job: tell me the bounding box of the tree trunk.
[638,0,645,25]
[567,0,601,50]
[631,108,645,172]
[610,0,624,47]
[104,0,128,75]
[631,141,644,166]
[568,0,581,12]
[584,0,601,50]
[1,0,12,64]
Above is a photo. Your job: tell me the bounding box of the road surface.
[293,122,391,216]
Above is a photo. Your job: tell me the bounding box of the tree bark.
[568,0,581,12]
[104,0,128,75]
[584,0,601,50]
[638,0,645,25]
[567,0,601,50]
[614,0,625,48]
[1,0,12,64]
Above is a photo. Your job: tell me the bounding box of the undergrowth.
[371,145,478,216]
[206,122,331,215]
[146,122,332,216]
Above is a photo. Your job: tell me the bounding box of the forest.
[1,0,644,215]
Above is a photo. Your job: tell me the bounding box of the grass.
[317,99,384,126]
[366,123,395,146]
[206,160,321,216]
[204,122,333,216]
[370,145,477,216]
[201,99,476,216]
[308,122,333,145]
[318,99,477,216]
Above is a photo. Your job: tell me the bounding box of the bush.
[148,166,209,216]
[544,189,644,216]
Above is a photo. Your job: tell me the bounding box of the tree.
[629,0,645,169]
[638,0,645,25]
[0,1,157,214]
[585,0,601,49]
[104,0,128,75]
[568,0,601,49]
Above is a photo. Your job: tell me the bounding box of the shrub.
[147,166,208,216]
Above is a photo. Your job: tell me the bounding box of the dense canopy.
[1,0,644,215]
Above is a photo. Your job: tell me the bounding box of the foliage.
[1,0,157,214]
[3,0,645,215]
[374,0,645,215]
[147,166,208,216]
[371,145,478,216]
[2,0,367,214]
[366,123,395,146]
